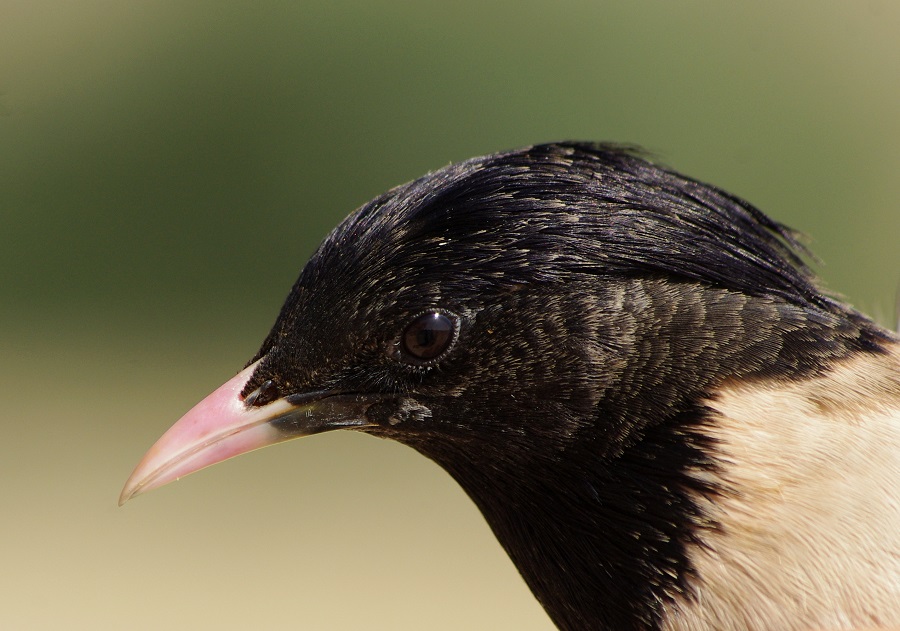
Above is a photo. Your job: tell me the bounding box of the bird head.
[120,142,891,630]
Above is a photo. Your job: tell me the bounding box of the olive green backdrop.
[2,2,898,629]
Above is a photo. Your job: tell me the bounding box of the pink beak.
[119,359,376,505]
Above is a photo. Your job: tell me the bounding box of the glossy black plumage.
[123,142,900,630]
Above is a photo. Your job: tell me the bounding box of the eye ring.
[396,310,460,366]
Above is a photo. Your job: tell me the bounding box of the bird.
[120,142,900,631]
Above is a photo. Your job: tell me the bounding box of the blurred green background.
[2,2,898,629]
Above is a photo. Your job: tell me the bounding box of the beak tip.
[118,478,141,506]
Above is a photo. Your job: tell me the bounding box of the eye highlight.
[399,311,458,364]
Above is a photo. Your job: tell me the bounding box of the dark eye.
[400,311,458,363]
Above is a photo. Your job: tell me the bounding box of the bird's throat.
[427,405,720,631]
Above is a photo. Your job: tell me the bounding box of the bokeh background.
[2,2,898,629]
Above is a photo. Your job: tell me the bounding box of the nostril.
[243,380,280,407]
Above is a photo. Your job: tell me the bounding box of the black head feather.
[301,142,824,302]
[244,143,893,630]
